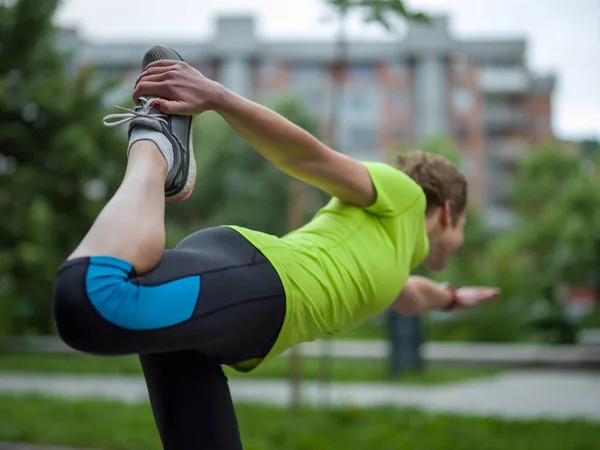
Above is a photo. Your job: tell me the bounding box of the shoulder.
[361,162,425,217]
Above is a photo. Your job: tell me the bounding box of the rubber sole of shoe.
[165,125,196,204]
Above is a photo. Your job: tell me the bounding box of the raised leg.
[69,141,167,274]
[68,44,197,274]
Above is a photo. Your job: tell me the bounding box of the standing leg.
[139,351,243,450]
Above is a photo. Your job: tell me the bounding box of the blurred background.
[1,0,599,449]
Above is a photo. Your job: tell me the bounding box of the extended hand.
[133,60,222,115]
[454,287,500,310]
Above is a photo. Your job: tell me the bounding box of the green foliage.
[419,135,462,165]
[580,306,600,328]
[165,95,322,246]
[2,395,599,450]
[0,0,127,336]
[504,144,600,288]
[431,142,600,342]
[324,0,429,28]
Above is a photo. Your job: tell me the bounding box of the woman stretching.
[53,46,499,450]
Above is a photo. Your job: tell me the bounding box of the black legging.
[53,226,286,450]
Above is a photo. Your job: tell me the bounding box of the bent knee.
[53,256,136,354]
[53,256,201,354]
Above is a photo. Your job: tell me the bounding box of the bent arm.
[213,86,376,207]
[390,276,454,315]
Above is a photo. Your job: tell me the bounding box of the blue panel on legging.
[86,256,200,330]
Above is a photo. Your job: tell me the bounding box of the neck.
[425,214,439,238]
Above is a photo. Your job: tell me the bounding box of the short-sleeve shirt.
[228,162,429,371]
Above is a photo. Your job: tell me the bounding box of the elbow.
[391,279,426,315]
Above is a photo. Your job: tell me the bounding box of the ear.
[441,200,453,228]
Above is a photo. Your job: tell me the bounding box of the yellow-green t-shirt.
[227,162,429,371]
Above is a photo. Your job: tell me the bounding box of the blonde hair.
[396,150,467,224]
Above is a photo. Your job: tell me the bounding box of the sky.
[54,0,600,140]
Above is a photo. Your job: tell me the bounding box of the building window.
[452,88,473,113]
[298,88,326,113]
[347,63,377,80]
[455,122,470,144]
[338,88,380,118]
[345,127,378,155]
[259,60,279,78]
[460,155,476,177]
[387,59,406,75]
[450,53,470,76]
[291,63,324,85]
[390,90,407,110]
[484,58,522,69]
[389,124,410,144]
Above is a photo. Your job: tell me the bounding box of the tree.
[417,140,600,343]
[324,0,428,28]
[0,0,127,336]
[505,144,600,289]
[429,143,600,343]
[496,144,600,342]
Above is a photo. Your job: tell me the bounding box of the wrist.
[207,81,231,112]
[438,282,458,311]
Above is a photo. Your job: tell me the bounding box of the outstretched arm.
[133,60,376,207]
[391,276,499,315]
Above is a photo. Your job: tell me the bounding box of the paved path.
[296,340,600,366]
[4,337,600,366]
[1,370,599,421]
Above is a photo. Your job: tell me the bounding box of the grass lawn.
[335,323,385,340]
[0,352,500,385]
[1,394,599,450]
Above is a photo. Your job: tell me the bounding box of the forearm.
[391,276,453,315]
[213,86,329,169]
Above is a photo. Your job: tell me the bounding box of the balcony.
[484,106,531,130]
[479,68,529,93]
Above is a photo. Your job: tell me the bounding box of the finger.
[152,99,187,115]
[135,72,171,87]
[475,287,500,297]
[483,290,500,300]
[143,59,179,71]
[135,67,173,87]
[133,81,171,103]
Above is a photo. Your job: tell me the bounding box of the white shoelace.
[102,96,168,127]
